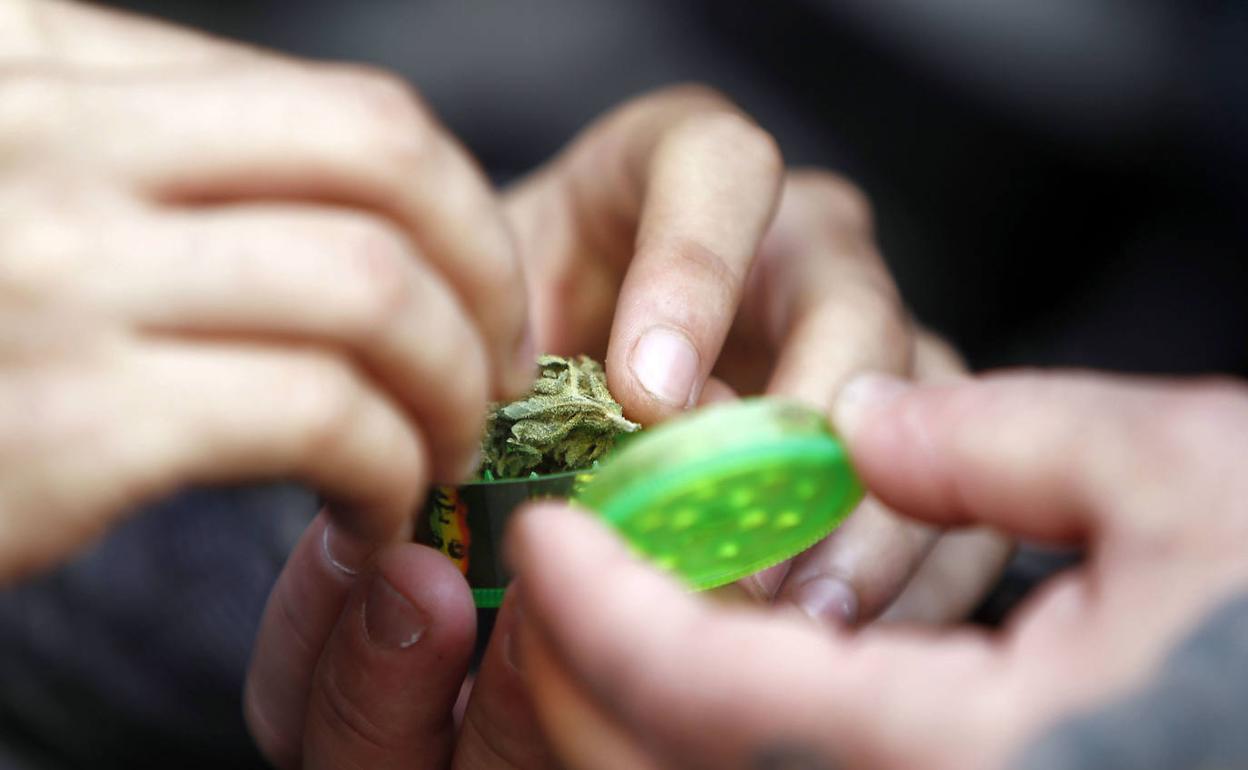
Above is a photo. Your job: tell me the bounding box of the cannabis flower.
[480,355,640,479]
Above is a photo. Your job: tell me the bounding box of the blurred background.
[1,1,1244,767]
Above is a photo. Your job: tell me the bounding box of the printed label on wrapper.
[414,471,593,604]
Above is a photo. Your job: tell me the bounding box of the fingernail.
[833,373,911,438]
[630,326,700,408]
[793,577,859,626]
[322,521,374,576]
[362,576,429,650]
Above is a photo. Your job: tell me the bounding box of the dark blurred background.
[1,1,1244,767]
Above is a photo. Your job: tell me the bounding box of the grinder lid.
[574,398,864,591]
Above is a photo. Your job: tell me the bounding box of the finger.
[0,339,428,579]
[0,2,46,61]
[833,371,1222,541]
[752,169,913,409]
[878,527,1015,625]
[775,330,960,624]
[522,623,661,770]
[61,64,531,397]
[302,544,476,770]
[22,204,491,481]
[22,0,261,67]
[777,496,939,625]
[509,503,1007,770]
[137,343,431,541]
[245,513,378,769]
[542,86,783,423]
[607,99,783,421]
[452,591,560,769]
[696,375,738,406]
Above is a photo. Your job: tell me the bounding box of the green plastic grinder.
[574,398,864,591]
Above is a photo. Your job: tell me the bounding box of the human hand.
[508,372,1248,770]
[0,3,555,767]
[245,511,553,769]
[241,82,794,770]
[0,1,531,578]
[503,84,1010,624]
[240,81,1017,769]
[237,83,992,770]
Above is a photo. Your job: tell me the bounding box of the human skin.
[0,0,534,573]
[508,372,1248,770]
[241,92,1014,767]
[243,93,1013,768]
[2,1,1009,767]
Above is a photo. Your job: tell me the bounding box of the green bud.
[480,355,640,479]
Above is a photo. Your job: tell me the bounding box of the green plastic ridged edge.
[591,437,841,520]
[472,587,506,609]
[620,441,857,589]
[578,435,864,591]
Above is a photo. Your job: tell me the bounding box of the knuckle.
[335,64,430,124]
[428,322,490,421]
[335,222,414,345]
[0,218,75,298]
[913,327,968,378]
[282,354,428,505]
[310,661,396,755]
[870,293,911,350]
[790,168,875,232]
[640,235,742,305]
[652,82,735,111]
[847,283,909,348]
[440,210,525,339]
[455,336,491,406]
[0,68,64,153]
[285,356,368,459]
[309,383,365,461]
[409,338,487,471]
[685,110,783,179]
[1161,378,1248,442]
[799,287,911,373]
[387,431,429,502]
[320,64,437,170]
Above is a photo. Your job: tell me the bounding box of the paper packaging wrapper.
[414,469,594,609]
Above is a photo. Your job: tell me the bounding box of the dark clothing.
[0,486,313,769]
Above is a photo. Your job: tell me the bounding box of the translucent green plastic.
[574,398,864,591]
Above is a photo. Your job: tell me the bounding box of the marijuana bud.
[481,355,640,479]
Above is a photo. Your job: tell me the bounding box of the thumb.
[832,371,1203,544]
[506,501,1008,770]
